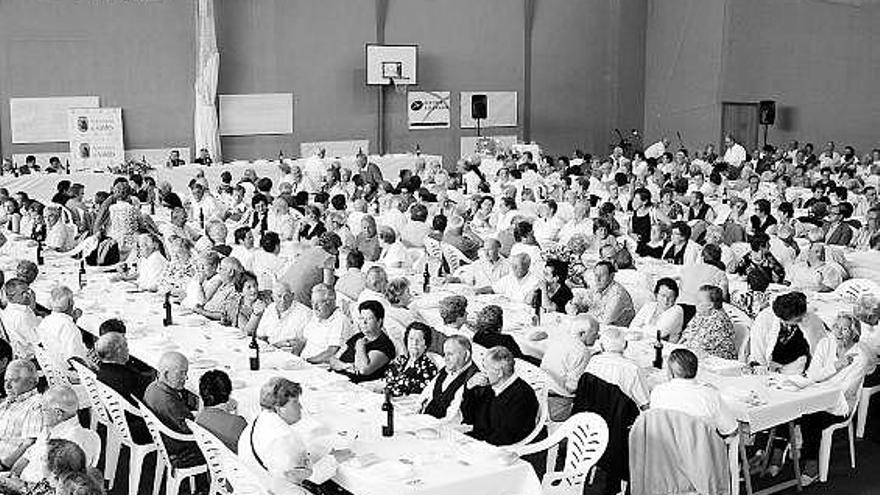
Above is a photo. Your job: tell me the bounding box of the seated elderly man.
[477,253,540,304]
[541,315,599,420]
[650,349,738,436]
[419,335,480,423]
[0,360,44,471]
[143,352,204,468]
[1,279,40,360]
[569,261,636,326]
[126,233,167,292]
[585,326,650,409]
[788,242,847,292]
[36,286,88,373]
[449,238,511,288]
[443,215,483,261]
[250,281,311,347]
[377,226,408,271]
[95,332,153,403]
[297,284,352,364]
[11,386,100,482]
[194,220,231,257]
[461,346,539,446]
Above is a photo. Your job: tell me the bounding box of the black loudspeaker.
[759,100,776,125]
[471,94,488,120]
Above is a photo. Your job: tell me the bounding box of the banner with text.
[67,108,125,172]
[408,91,451,129]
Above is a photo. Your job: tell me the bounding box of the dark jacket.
[461,377,538,446]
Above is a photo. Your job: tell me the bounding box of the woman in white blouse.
[630,277,684,342]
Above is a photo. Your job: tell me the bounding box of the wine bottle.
[381,388,394,437]
[415,143,421,156]
[653,330,664,369]
[150,199,156,215]
[65,160,71,174]
[422,263,430,293]
[199,209,205,230]
[532,288,542,326]
[249,333,260,370]
[36,240,44,266]
[163,292,172,327]
[78,260,86,289]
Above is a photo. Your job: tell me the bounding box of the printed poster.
[67,107,125,171]
[408,91,451,129]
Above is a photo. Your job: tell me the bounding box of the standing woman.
[630,187,654,246]
[93,178,148,257]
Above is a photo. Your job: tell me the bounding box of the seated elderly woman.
[472,305,526,361]
[117,233,167,292]
[238,378,344,493]
[329,300,397,383]
[0,438,91,495]
[157,235,198,299]
[383,322,440,397]
[784,313,874,485]
[195,370,246,453]
[788,242,847,292]
[183,250,222,309]
[384,277,416,329]
[43,205,75,251]
[733,232,786,284]
[679,285,737,360]
[629,277,684,342]
[749,291,826,374]
[635,222,669,259]
[193,257,244,321]
[223,271,266,329]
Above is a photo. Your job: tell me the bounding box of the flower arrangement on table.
[108,158,154,176]
[542,233,592,288]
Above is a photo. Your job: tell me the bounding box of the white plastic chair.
[33,345,70,388]
[818,381,862,483]
[834,278,880,304]
[723,303,753,362]
[187,420,269,495]
[423,236,443,261]
[136,398,208,495]
[514,412,609,495]
[856,384,880,438]
[440,242,471,273]
[70,361,116,486]
[509,358,551,448]
[94,381,159,495]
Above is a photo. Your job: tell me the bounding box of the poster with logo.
[67,108,125,171]
[408,91,451,129]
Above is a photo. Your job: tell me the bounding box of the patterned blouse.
[157,260,197,298]
[731,289,771,319]
[384,353,438,397]
[680,308,737,360]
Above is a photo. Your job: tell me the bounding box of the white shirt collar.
[492,374,517,395]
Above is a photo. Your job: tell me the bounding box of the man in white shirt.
[254,282,311,347]
[450,238,510,288]
[722,135,747,168]
[377,226,409,271]
[36,286,89,374]
[135,233,167,292]
[650,348,738,435]
[0,279,40,360]
[298,284,351,364]
[419,335,480,423]
[541,316,598,420]
[585,327,650,408]
[482,253,540,304]
[14,386,100,482]
[189,181,225,223]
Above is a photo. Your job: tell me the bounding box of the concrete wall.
[0,0,647,164]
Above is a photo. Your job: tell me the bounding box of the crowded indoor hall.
[0,1,879,495]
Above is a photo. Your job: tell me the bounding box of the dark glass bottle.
[653,330,664,369]
[422,264,430,293]
[36,240,44,266]
[163,292,172,327]
[381,388,394,437]
[78,260,86,289]
[249,333,260,371]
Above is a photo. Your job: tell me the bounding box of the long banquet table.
[9,245,541,495]
[0,153,441,203]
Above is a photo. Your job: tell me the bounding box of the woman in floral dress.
[680,284,737,360]
[384,322,439,397]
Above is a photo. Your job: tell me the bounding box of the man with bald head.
[143,352,204,467]
[95,332,153,404]
[251,281,310,347]
[0,360,43,470]
[451,238,510,287]
[36,286,88,373]
[478,252,540,304]
[12,386,100,481]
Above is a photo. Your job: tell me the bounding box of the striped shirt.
[0,389,45,461]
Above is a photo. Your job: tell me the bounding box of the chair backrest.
[94,381,136,443]
[187,420,233,495]
[440,242,470,272]
[834,278,880,304]
[70,360,110,425]
[512,358,551,447]
[33,345,69,388]
[546,412,610,490]
[135,398,180,472]
[723,303,753,362]
[423,237,443,260]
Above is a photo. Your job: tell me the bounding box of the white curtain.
[194,0,221,162]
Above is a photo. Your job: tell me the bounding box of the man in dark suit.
[143,352,204,468]
[824,202,854,246]
[420,335,479,421]
[461,346,538,446]
[95,332,153,402]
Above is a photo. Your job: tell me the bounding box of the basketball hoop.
[389,76,409,96]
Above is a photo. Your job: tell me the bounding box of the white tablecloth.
[20,250,540,495]
[0,153,440,203]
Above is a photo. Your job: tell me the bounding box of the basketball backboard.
[366,44,417,85]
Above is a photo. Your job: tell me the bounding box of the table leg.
[740,435,754,495]
[788,422,803,492]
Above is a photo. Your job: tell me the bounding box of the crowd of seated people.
[0,136,878,493]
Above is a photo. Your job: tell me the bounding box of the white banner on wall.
[67,108,125,172]
[408,91,451,129]
[219,93,293,136]
[10,96,100,143]
[460,91,518,129]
